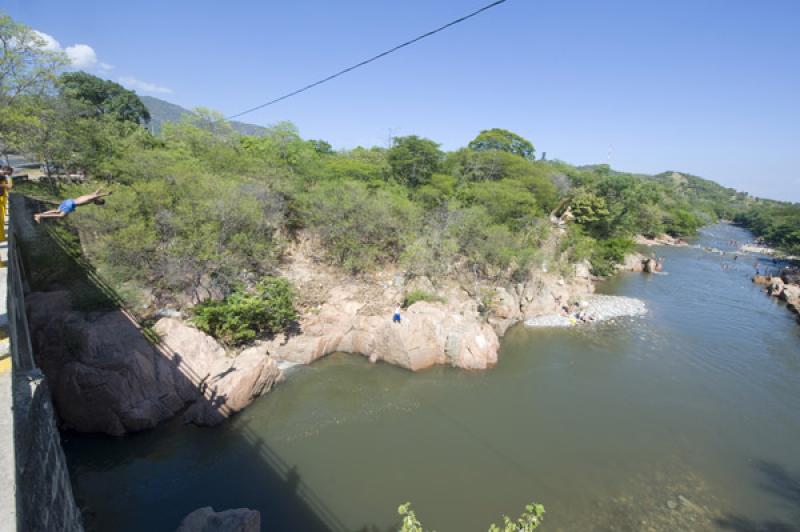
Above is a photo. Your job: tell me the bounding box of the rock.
[175,507,260,532]
[264,299,499,372]
[643,258,662,274]
[782,284,800,313]
[27,292,196,436]
[154,317,227,383]
[26,297,281,434]
[781,271,800,285]
[752,275,771,286]
[155,318,282,426]
[487,287,521,335]
[768,277,785,297]
[621,253,646,273]
[574,261,592,280]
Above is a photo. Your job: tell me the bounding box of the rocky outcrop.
[753,275,771,286]
[752,276,800,323]
[175,507,260,532]
[154,318,282,426]
[768,277,785,297]
[27,291,196,436]
[264,262,594,372]
[621,253,663,273]
[27,292,281,435]
[262,300,499,371]
[781,284,800,318]
[621,253,647,272]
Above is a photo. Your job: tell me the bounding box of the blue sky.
[5,0,799,201]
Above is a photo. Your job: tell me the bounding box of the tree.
[468,128,535,160]
[0,14,67,158]
[59,71,150,124]
[387,135,442,187]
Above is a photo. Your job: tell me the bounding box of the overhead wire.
[224,0,510,120]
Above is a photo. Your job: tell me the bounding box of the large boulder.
[26,294,280,435]
[27,291,196,436]
[768,277,785,297]
[487,286,521,335]
[263,300,500,372]
[175,507,260,532]
[154,318,282,426]
[621,253,646,273]
[782,284,800,313]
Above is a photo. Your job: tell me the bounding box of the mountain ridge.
[140,95,268,137]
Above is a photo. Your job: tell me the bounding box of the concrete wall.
[13,369,83,532]
[0,195,84,532]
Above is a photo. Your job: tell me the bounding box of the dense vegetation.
[192,277,298,345]
[735,201,800,255]
[5,12,791,337]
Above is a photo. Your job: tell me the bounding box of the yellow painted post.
[0,193,5,242]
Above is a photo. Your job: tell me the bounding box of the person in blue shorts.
[393,305,402,324]
[34,188,111,223]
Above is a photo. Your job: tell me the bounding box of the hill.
[140,95,268,137]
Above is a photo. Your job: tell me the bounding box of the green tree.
[459,179,540,230]
[387,135,442,187]
[0,14,68,159]
[468,128,535,160]
[299,180,419,272]
[59,71,151,123]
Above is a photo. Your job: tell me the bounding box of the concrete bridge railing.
[0,193,84,532]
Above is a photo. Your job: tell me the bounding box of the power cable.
[225,0,510,120]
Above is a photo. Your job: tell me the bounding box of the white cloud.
[32,30,61,51]
[65,44,98,69]
[118,76,173,95]
[32,29,110,71]
[30,28,173,96]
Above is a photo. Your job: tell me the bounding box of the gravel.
[524,295,647,328]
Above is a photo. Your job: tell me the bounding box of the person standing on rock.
[33,188,111,223]
[393,306,402,324]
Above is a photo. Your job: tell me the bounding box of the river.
[62,223,800,531]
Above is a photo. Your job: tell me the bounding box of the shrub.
[192,277,297,345]
[299,180,419,272]
[402,290,444,308]
[590,237,634,277]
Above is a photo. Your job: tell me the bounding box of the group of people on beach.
[559,301,595,324]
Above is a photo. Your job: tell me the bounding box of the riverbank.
[62,223,800,532]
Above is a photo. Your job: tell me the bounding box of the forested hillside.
[4,12,793,320]
[140,95,268,136]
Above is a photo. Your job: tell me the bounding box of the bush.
[192,277,297,345]
[299,180,419,272]
[590,237,634,276]
[402,290,444,308]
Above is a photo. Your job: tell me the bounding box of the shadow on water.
[716,460,800,532]
[13,194,361,532]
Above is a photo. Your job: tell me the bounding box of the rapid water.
[63,224,800,531]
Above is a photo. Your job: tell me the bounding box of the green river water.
[63,223,800,531]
